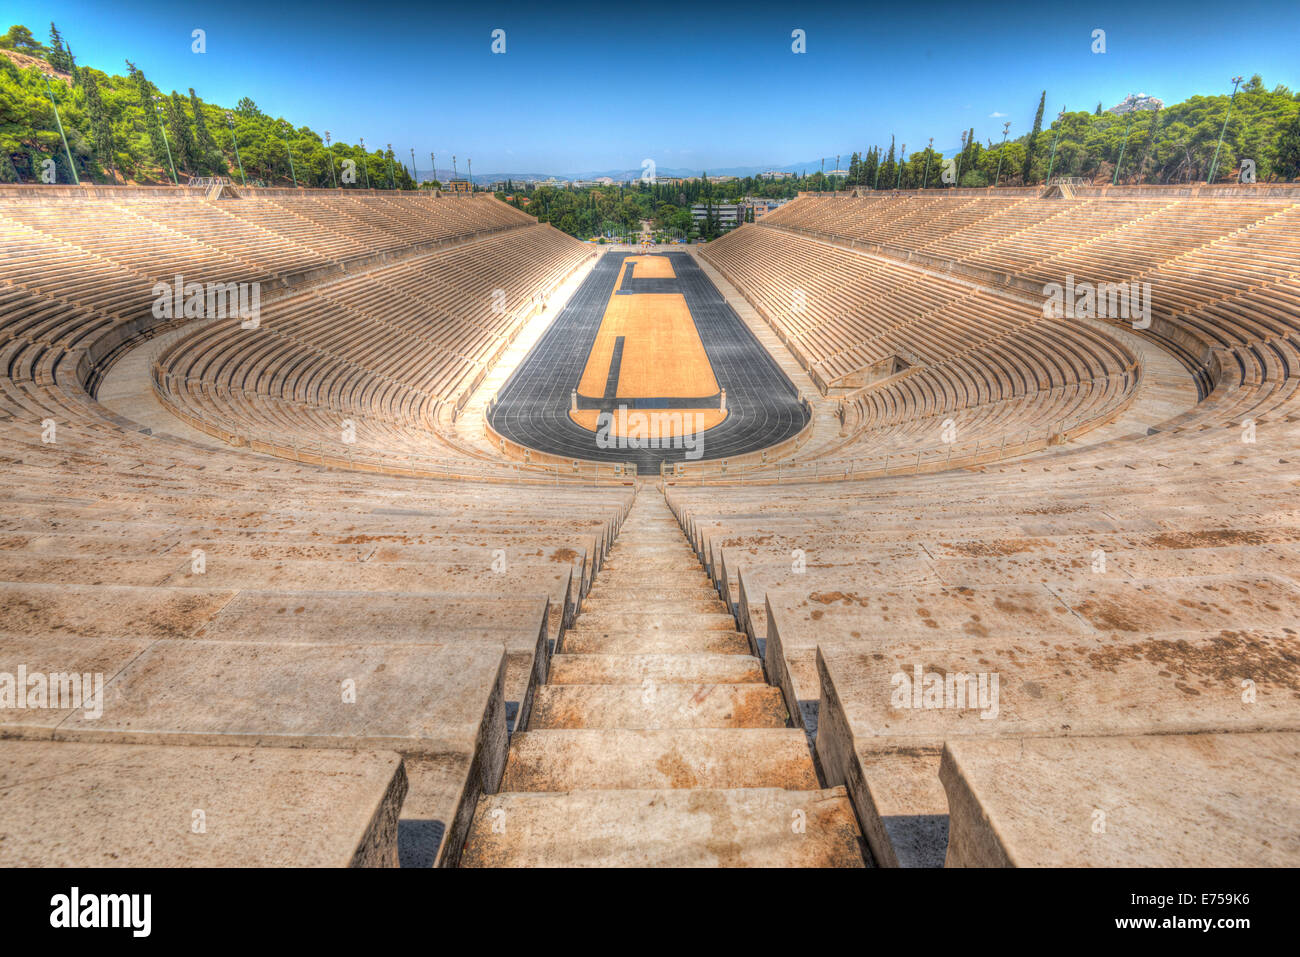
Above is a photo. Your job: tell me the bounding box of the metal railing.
[186,176,232,189]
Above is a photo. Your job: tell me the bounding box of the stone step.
[611,532,686,542]
[611,542,689,550]
[583,582,718,601]
[941,732,1300,867]
[0,740,407,867]
[574,610,738,633]
[591,577,716,596]
[549,653,765,685]
[581,596,725,616]
[501,728,819,791]
[529,683,789,729]
[460,787,867,867]
[601,558,701,573]
[595,571,707,586]
[609,545,691,554]
[561,629,750,655]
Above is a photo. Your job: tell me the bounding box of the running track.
[487,250,808,473]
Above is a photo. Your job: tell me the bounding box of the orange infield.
[618,255,676,280]
[570,255,726,439]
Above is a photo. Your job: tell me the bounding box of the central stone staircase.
[461,491,867,866]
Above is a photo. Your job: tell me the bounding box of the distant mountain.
[442,151,969,185]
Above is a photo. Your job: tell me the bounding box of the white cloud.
[989,111,1008,118]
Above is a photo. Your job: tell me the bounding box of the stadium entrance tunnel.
[487,250,809,473]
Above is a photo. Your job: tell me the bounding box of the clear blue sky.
[10,0,1299,174]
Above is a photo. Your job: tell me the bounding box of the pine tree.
[881,137,896,189]
[1022,90,1046,184]
[188,88,219,170]
[166,91,197,174]
[81,71,116,181]
[127,61,169,172]
[863,147,879,189]
[47,22,71,72]
[1277,109,1300,180]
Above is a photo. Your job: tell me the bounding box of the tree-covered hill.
[844,77,1300,191]
[0,22,417,188]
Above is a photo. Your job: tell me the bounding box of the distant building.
[691,203,745,228]
[1109,93,1164,114]
[742,197,784,220]
[759,170,791,180]
[444,180,472,194]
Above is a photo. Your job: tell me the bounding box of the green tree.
[188,87,220,172]
[1276,108,1300,180]
[1022,90,1046,183]
[125,60,167,170]
[47,22,72,72]
[0,25,45,54]
[80,68,115,180]
[163,90,196,174]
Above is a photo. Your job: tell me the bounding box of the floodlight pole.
[994,122,1011,187]
[922,137,933,189]
[359,137,371,189]
[1045,108,1066,185]
[387,143,395,189]
[154,97,178,184]
[1113,110,1135,185]
[41,73,79,184]
[896,144,906,189]
[468,158,472,192]
[224,111,244,186]
[281,122,298,188]
[1207,76,1244,184]
[325,131,337,188]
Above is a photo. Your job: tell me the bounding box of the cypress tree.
[1022,90,1046,183]
[47,22,71,72]
[128,61,169,172]
[1277,109,1300,180]
[81,71,116,181]
[188,88,219,171]
[166,91,198,174]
